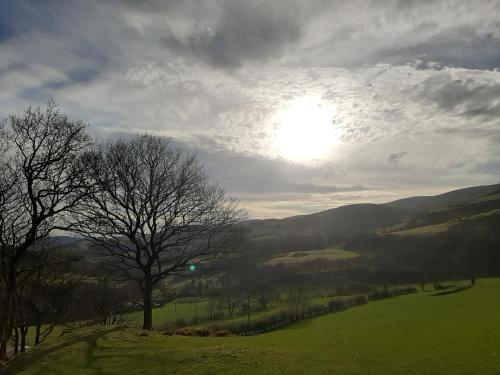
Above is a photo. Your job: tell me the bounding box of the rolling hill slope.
[7,278,500,375]
[244,183,500,255]
[53,183,500,259]
[385,183,500,213]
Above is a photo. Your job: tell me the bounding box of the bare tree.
[0,103,90,360]
[75,135,244,330]
[13,247,84,353]
[457,218,489,285]
[76,281,138,326]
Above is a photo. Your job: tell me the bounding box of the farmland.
[263,248,359,266]
[7,278,500,374]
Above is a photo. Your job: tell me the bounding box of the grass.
[128,298,209,328]
[264,248,359,266]
[192,295,339,330]
[387,222,451,236]
[129,291,342,330]
[387,208,500,237]
[6,278,500,374]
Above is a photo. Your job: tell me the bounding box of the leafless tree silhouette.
[75,135,245,330]
[0,103,90,360]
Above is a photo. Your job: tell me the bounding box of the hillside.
[385,184,500,213]
[53,183,500,260]
[406,189,500,228]
[244,183,500,255]
[7,279,500,374]
[386,189,500,236]
[244,203,409,254]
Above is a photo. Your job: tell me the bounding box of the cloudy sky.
[1,0,499,218]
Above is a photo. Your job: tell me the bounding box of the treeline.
[169,286,418,337]
[0,103,243,361]
[344,215,500,285]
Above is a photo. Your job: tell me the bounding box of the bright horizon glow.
[272,96,338,162]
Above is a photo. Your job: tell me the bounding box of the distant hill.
[51,183,500,259]
[244,183,500,255]
[244,204,409,254]
[385,184,500,213]
[51,235,104,261]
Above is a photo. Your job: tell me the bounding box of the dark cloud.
[16,67,102,100]
[0,62,28,76]
[388,152,408,163]
[417,74,500,120]
[170,139,371,195]
[162,1,301,68]
[374,26,500,70]
[436,127,500,141]
[470,159,500,175]
[0,1,16,42]
[0,0,58,42]
[18,86,53,102]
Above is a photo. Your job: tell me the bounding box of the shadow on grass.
[2,326,127,374]
[430,285,472,297]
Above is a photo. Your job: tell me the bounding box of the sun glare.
[272,96,337,162]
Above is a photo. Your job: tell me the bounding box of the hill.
[244,203,409,254]
[243,183,500,255]
[7,278,500,374]
[385,183,500,213]
[48,183,500,279]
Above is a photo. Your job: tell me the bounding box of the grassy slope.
[7,279,500,375]
[387,208,500,237]
[264,248,359,266]
[387,222,452,236]
[128,299,208,328]
[129,294,343,330]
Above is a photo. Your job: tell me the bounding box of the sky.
[1,0,499,219]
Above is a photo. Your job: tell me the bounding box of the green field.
[264,248,360,266]
[387,207,500,237]
[387,222,452,236]
[6,279,500,374]
[128,298,209,328]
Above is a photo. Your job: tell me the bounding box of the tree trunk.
[142,278,153,331]
[0,337,8,362]
[0,272,16,362]
[14,328,19,356]
[20,326,28,353]
[35,324,41,346]
[247,292,250,325]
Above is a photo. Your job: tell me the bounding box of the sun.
[271,96,337,162]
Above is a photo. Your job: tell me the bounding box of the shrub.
[367,289,391,301]
[212,330,232,337]
[328,299,347,311]
[305,304,328,317]
[348,295,368,306]
[172,318,187,328]
[368,286,418,301]
[392,286,418,296]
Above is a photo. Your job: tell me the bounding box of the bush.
[367,289,391,301]
[213,330,232,337]
[212,311,225,321]
[347,295,368,306]
[368,286,418,301]
[328,299,347,311]
[392,286,418,296]
[305,304,328,317]
[201,285,416,336]
[335,283,373,296]
[172,318,187,328]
